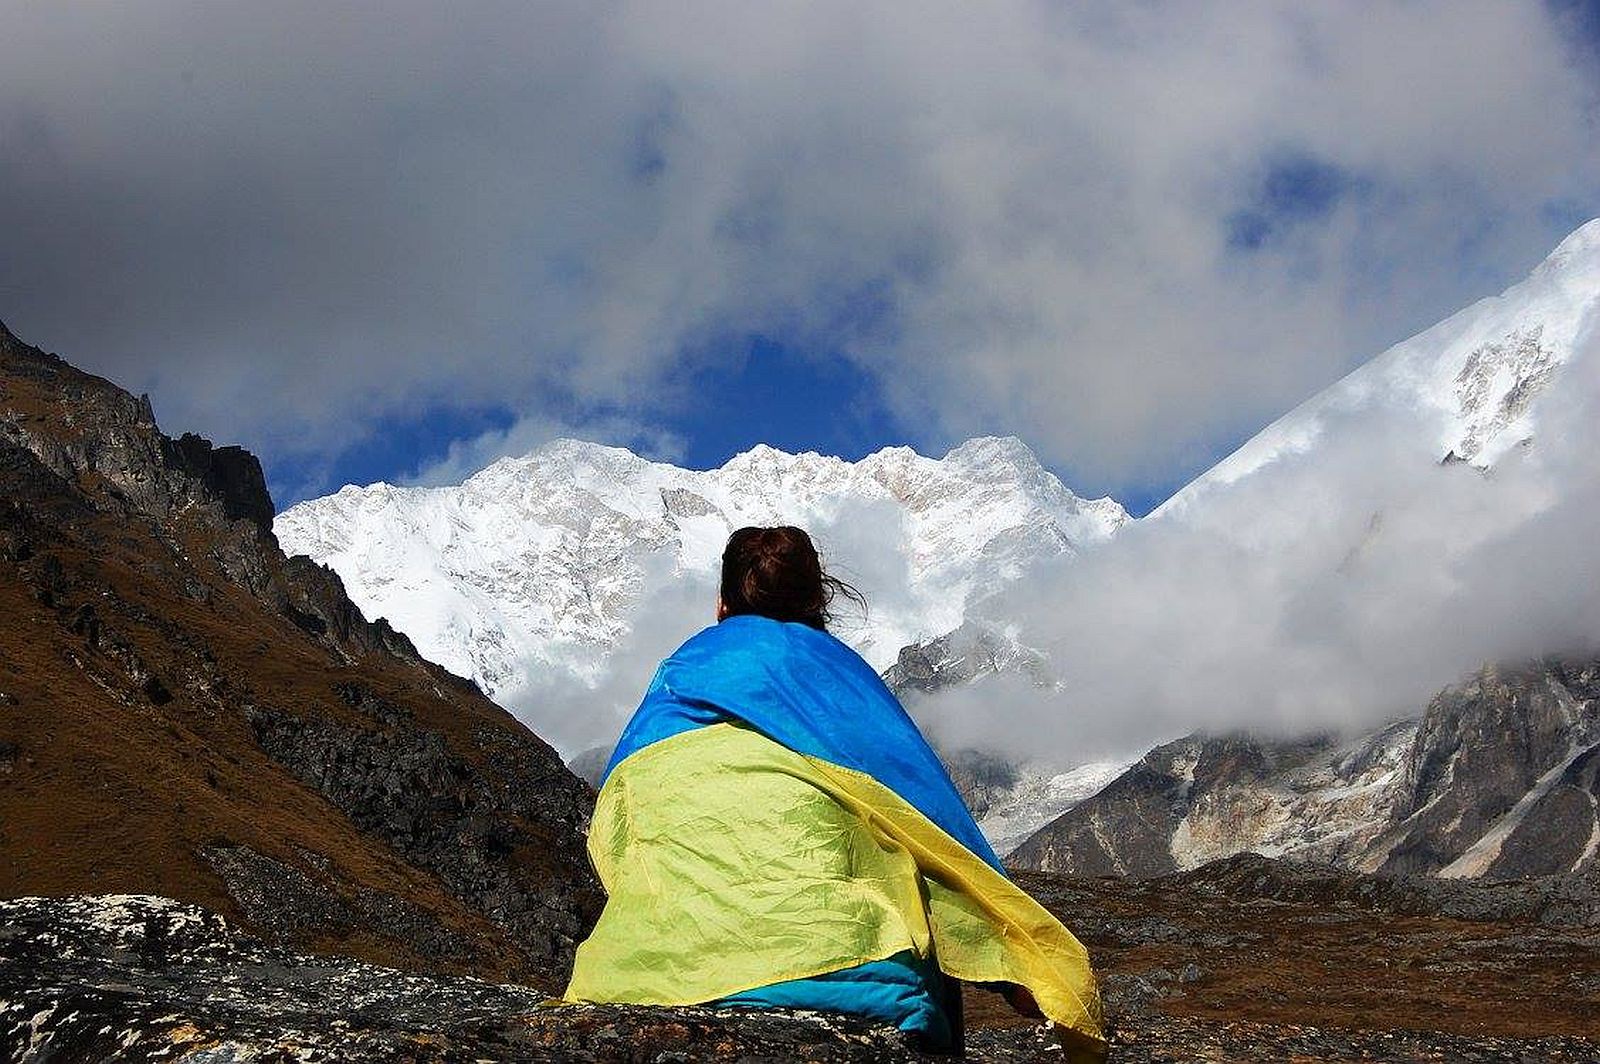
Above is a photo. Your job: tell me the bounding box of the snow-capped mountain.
[1159,219,1600,517]
[276,219,1600,872]
[898,220,1600,863]
[998,220,1600,873]
[275,436,1127,753]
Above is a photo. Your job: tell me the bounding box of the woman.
[565,526,1103,1058]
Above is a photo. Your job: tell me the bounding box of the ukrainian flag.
[564,615,1104,1059]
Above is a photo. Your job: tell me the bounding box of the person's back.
[565,526,1104,1058]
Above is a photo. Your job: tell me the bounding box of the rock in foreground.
[0,895,927,1063]
[6,855,1599,1063]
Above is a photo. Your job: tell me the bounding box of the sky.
[4,3,1599,518]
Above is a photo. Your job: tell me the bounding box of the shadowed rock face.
[0,321,601,986]
[161,431,276,533]
[1376,659,1600,878]
[939,747,1021,820]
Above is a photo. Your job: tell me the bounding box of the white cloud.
[499,554,718,758]
[3,2,1596,493]
[918,320,1600,764]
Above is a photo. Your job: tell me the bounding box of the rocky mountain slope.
[0,320,600,986]
[1011,658,1600,879]
[276,435,1128,753]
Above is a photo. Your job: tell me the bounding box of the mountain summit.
[277,436,1127,752]
[1161,217,1600,514]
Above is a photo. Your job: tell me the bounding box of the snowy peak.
[275,436,1125,753]
[945,434,1040,472]
[858,435,1129,580]
[1160,218,1600,512]
[1534,217,1600,277]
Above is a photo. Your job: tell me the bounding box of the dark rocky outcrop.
[0,321,600,986]
[885,623,1046,817]
[0,895,938,1063]
[161,431,276,533]
[883,622,1043,698]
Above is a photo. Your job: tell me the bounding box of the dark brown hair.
[719,525,865,631]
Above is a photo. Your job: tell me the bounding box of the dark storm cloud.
[2,2,1597,496]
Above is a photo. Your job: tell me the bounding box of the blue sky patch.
[270,401,517,509]
[266,332,1206,518]
[666,336,922,469]
[1227,154,1353,251]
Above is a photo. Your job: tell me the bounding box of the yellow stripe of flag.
[565,722,1104,1058]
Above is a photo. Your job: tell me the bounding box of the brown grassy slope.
[1006,860,1600,1042]
[0,321,601,988]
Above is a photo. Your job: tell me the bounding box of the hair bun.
[719,526,863,630]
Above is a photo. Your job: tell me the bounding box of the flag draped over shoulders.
[565,614,1105,1059]
[601,614,1003,869]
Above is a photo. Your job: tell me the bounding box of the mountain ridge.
[1009,657,1600,880]
[1157,216,1600,516]
[0,321,601,985]
[277,432,1129,753]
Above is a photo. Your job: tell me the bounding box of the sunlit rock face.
[1009,726,1413,877]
